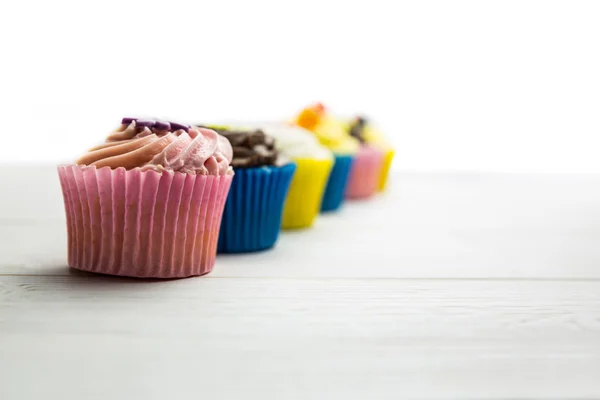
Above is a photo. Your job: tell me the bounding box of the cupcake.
[257,122,334,229]
[202,126,297,253]
[57,118,234,278]
[348,117,394,192]
[295,103,360,211]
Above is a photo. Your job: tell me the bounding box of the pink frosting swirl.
[76,121,233,175]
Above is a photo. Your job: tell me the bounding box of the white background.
[2,3,600,397]
[1,0,599,173]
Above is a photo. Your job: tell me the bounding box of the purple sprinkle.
[135,119,156,128]
[169,121,190,132]
[154,120,171,131]
[121,117,137,125]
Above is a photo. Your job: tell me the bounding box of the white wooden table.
[1,166,600,399]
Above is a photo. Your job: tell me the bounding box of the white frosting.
[254,122,333,161]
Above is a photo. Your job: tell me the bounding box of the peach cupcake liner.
[345,145,385,199]
[57,165,232,278]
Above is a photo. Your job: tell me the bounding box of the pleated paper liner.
[378,148,395,192]
[218,163,296,253]
[281,158,333,230]
[345,145,385,199]
[320,154,354,212]
[57,165,232,278]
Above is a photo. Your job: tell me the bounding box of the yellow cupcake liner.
[281,158,333,230]
[378,149,395,192]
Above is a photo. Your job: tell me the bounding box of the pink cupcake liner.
[345,145,385,199]
[57,165,232,278]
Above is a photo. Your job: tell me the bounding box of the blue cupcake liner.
[320,154,354,212]
[217,163,296,253]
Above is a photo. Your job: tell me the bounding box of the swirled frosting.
[76,118,233,175]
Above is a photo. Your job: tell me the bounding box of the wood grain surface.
[1,166,600,399]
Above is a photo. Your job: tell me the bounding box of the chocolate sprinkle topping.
[201,126,285,168]
[348,117,368,144]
